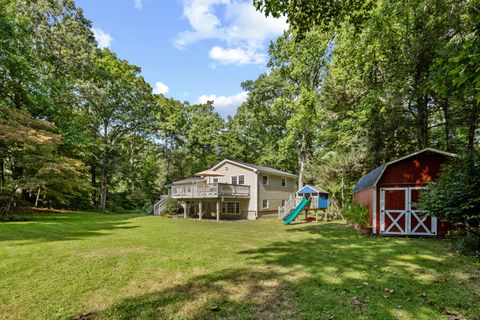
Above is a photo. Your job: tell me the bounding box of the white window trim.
[281,177,287,187]
[262,199,269,209]
[222,201,241,215]
[231,175,245,185]
[262,175,269,186]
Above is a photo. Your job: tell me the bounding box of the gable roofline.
[353,148,457,193]
[297,185,328,195]
[210,159,258,172]
[209,159,297,178]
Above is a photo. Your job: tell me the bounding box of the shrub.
[455,235,480,258]
[161,199,182,215]
[343,202,369,227]
[418,153,480,237]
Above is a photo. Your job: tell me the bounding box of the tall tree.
[80,49,154,211]
[268,29,331,187]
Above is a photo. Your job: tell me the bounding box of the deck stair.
[153,195,171,215]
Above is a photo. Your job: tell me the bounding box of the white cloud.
[198,91,248,116]
[209,46,266,64]
[153,81,169,95]
[175,0,287,65]
[92,28,113,49]
[134,0,147,9]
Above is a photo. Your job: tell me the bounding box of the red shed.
[352,148,456,237]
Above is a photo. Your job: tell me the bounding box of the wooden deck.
[171,183,250,199]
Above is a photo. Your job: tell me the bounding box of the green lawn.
[0,213,479,320]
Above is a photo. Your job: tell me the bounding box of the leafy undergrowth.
[0,213,479,319]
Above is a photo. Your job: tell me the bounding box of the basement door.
[380,187,437,236]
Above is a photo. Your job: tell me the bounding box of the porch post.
[199,201,203,220]
[183,201,187,219]
[216,200,220,222]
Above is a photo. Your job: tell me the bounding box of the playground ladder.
[277,194,297,220]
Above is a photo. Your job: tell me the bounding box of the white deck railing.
[171,183,250,199]
[153,195,171,215]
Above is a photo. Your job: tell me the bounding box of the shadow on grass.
[0,213,140,244]
[90,268,295,320]
[87,223,479,320]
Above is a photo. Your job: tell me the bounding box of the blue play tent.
[296,185,329,209]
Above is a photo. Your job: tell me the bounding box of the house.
[352,148,456,236]
[155,159,297,220]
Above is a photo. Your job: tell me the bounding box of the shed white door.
[380,187,437,236]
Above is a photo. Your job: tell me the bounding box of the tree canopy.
[0,0,478,216]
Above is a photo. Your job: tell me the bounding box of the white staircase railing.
[278,194,297,220]
[153,195,171,215]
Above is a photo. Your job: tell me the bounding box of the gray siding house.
[154,159,297,220]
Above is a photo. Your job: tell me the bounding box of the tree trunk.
[129,140,135,193]
[99,122,109,212]
[35,187,41,207]
[91,165,97,206]
[467,102,479,154]
[340,174,345,209]
[440,100,455,152]
[298,131,308,188]
[417,95,429,149]
[100,151,108,212]
[0,157,4,190]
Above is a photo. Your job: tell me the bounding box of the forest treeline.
[1,0,479,212]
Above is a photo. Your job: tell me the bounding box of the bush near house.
[162,198,183,215]
[419,153,480,256]
[343,202,369,228]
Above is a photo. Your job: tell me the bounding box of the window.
[231,175,245,185]
[222,202,240,214]
[212,178,218,183]
[262,175,269,185]
[262,199,269,209]
[281,178,287,187]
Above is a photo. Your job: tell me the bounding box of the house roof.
[297,185,328,195]
[210,159,297,178]
[352,148,456,193]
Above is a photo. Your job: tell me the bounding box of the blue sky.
[75,0,288,117]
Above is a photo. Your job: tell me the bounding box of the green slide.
[284,197,311,225]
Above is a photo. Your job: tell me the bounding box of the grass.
[0,213,479,320]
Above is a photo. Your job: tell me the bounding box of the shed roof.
[352,164,386,193]
[297,185,328,195]
[352,148,456,193]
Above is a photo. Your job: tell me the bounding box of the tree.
[184,102,224,175]
[221,70,294,170]
[80,49,155,211]
[253,0,374,34]
[419,153,480,237]
[268,28,331,187]
[0,107,84,209]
